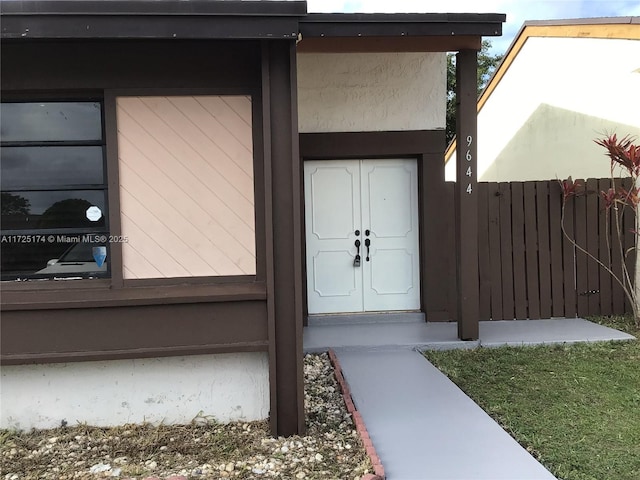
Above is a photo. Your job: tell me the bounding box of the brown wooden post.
[262,40,305,437]
[455,49,479,339]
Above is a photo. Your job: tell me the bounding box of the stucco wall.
[1,352,269,430]
[297,52,446,133]
[446,36,640,181]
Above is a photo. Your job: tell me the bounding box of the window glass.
[0,102,102,142]
[1,190,106,230]
[0,101,108,281]
[0,236,107,280]
[1,146,104,188]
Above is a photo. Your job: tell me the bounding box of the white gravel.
[1,354,372,480]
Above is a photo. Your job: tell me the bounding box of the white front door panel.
[305,161,363,314]
[361,160,420,311]
[305,159,420,314]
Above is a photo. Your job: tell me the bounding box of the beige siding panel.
[123,266,138,280]
[118,137,254,271]
[141,97,253,202]
[119,98,254,226]
[120,162,244,275]
[197,96,254,162]
[170,96,254,180]
[117,95,256,279]
[116,111,255,253]
[120,194,201,277]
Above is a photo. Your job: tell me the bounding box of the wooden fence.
[444,178,635,320]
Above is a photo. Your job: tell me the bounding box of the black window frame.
[0,98,110,281]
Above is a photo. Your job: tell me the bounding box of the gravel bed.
[1,354,372,480]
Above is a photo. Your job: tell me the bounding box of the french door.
[304,159,420,314]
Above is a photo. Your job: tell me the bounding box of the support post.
[455,49,480,340]
[262,40,305,437]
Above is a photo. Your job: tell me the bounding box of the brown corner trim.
[1,342,269,366]
[300,130,445,159]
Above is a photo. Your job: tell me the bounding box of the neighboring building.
[446,17,640,182]
[0,1,504,435]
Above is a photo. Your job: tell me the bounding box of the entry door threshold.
[307,312,424,326]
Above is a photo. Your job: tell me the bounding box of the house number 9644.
[466,136,473,194]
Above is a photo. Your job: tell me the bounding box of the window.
[0,101,109,280]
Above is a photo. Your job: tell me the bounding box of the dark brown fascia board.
[300,12,506,37]
[0,0,306,39]
[0,0,308,17]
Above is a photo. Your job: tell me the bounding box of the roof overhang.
[298,13,506,53]
[1,2,505,49]
[0,0,307,40]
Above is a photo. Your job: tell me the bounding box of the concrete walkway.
[306,319,635,480]
[336,349,556,480]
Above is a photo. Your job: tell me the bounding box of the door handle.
[364,238,370,261]
[354,239,361,267]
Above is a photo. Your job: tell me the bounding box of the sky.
[306,0,640,55]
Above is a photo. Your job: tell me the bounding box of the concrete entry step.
[307,312,425,326]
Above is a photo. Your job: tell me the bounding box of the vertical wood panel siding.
[442,179,634,320]
[117,96,255,278]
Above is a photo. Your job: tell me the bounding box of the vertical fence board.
[524,182,540,319]
[548,181,565,317]
[488,183,503,320]
[597,178,613,316]
[611,192,626,315]
[536,181,552,319]
[586,179,601,315]
[511,182,528,319]
[623,177,635,315]
[499,183,515,319]
[562,190,577,318]
[478,183,492,320]
[575,180,589,316]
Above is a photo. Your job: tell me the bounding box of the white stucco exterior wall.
[1,352,269,431]
[297,52,446,133]
[446,36,640,181]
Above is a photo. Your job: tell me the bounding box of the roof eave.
[300,13,506,37]
[0,0,307,40]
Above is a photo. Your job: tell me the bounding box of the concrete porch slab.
[304,317,635,353]
[479,317,635,346]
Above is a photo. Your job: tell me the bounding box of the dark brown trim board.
[455,50,480,340]
[0,1,305,40]
[1,40,262,92]
[300,13,505,38]
[299,130,449,321]
[297,35,482,53]
[103,91,124,288]
[263,40,305,437]
[300,130,444,158]
[1,299,269,365]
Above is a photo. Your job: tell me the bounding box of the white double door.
[304,159,420,314]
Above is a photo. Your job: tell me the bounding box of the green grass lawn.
[423,316,640,480]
